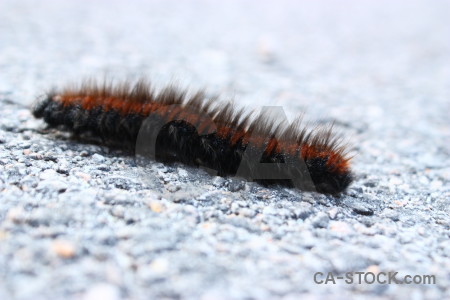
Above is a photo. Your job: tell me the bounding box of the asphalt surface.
[0,0,449,299]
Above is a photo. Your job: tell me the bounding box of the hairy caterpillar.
[32,79,353,194]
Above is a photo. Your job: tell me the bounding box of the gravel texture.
[0,0,449,299]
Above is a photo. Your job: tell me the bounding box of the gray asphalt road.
[0,0,449,299]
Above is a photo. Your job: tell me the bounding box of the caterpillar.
[32,79,353,195]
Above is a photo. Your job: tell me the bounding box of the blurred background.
[1,0,449,116]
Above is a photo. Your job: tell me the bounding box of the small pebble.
[51,240,76,258]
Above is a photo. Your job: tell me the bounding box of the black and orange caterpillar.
[32,79,353,194]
